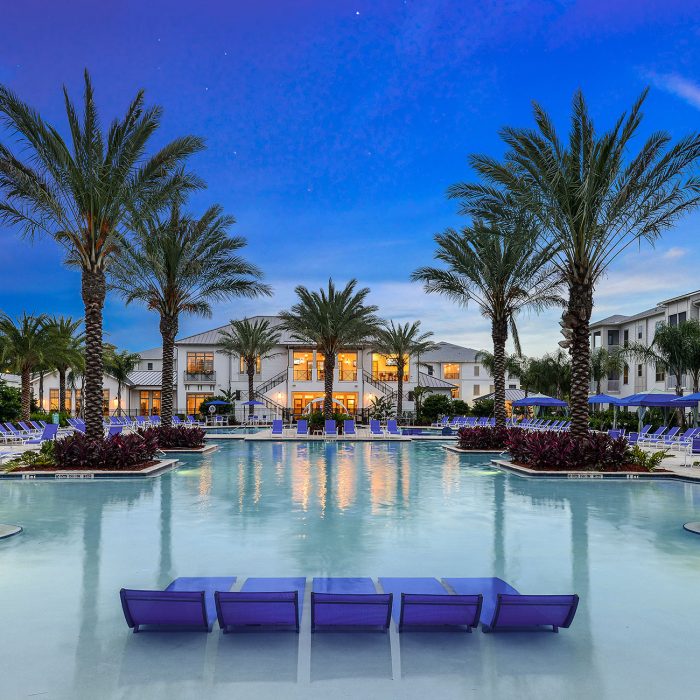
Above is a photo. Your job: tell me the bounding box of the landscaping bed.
[9,460,160,473]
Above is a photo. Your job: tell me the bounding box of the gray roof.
[136,347,163,360]
[1,372,21,386]
[127,370,164,387]
[417,371,456,389]
[475,388,527,402]
[590,306,663,328]
[420,342,480,363]
[176,316,302,346]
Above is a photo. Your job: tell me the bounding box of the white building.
[589,289,700,398]
[30,316,517,417]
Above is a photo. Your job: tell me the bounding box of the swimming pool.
[1,440,699,699]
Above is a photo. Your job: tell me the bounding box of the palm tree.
[279,279,380,420]
[590,347,623,395]
[451,89,700,437]
[412,214,561,427]
[684,321,700,393]
[218,319,281,419]
[110,205,271,426]
[372,321,437,418]
[0,71,204,440]
[0,313,48,419]
[104,347,141,416]
[475,349,523,388]
[45,316,84,413]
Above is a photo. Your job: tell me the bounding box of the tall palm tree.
[279,279,380,420]
[372,321,437,417]
[218,319,281,418]
[0,313,48,419]
[590,347,623,395]
[0,71,204,440]
[413,214,561,427]
[45,316,84,413]
[475,350,523,388]
[104,347,141,416]
[110,205,271,426]
[451,89,700,436]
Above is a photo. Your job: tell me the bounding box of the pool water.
[2,440,700,699]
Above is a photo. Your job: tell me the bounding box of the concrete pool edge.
[160,444,218,454]
[0,458,179,480]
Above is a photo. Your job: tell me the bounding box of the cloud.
[662,247,686,260]
[645,71,700,110]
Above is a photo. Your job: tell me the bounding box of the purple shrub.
[457,426,512,450]
[53,432,159,470]
[138,425,206,449]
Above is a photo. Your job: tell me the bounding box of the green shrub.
[628,446,669,472]
[4,441,55,472]
[421,394,452,422]
[0,380,21,422]
[451,399,471,416]
[471,398,494,417]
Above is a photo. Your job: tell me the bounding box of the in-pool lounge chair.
[343,420,357,438]
[378,577,482,632]
[215,577,305,632]
[311,578,392,631]
[369,419,383,438]
[444,577,578,633]
[323,420,338,437]
[271,419,284,437]
[296,419,308,436]
[386,419,401,437]
[120,576,236,633]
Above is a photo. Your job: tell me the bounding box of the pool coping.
[0,458,180,480]
[160,445,218,454]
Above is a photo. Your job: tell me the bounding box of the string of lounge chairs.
[431,416,571,432]
[269,418,404,439]
[120,575,578,634]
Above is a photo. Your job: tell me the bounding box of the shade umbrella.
[588,394,623,429]
[673,392,700,427]
[203,400,231,406]
[512,394,568,419]
[620,391,696,431]
[241,400,264,406]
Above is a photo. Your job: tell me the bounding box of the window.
[451,387,459,399]
[679,312,687,324]
[669,314,678,327]
[426,364,434,376]
[444,363,460,380]
[49,389,59,411]
[473,384,480,397]
[371,353,408,382]
[239,355,261,374]
[592,331,601,348]
[508,384,517,389]
[75,390,82,416]
[140,390,161,415]
[292,350,313,381]
[147,362,153,370]
[623,330,629,347]
[102,389,110,417]
[637,364,643,378]
[489,384,494,394]
[473,365,480,377]
[623,364,629,385]
[316,352,325,381]
[655,364,665,383]
[655,320,663,331]
[607,330,619,346]
[187,392,213,415]
[338,352,357,381]
[186,352,214,375]
[637,325,643,339]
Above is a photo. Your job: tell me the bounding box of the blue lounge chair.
[444,577,578,633]
[135,416,148,428]
[107,426,123,439]
[369,419,383,438]
[386,419,401,437]
[0,425,21,443]
[343,419,357,438]
[25,423,59,444]
[29,420,43,432]
[638,426,667,446]
[18,421,39,435]
[271,419,284,436]
[378,577,482,632]
[296,419,308,436]
[215,577,305,632]
[323,420,338,437]
[120,576,236,633]
[311,578,392,631]
[651,426,680,446]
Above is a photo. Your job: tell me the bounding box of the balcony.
[372,373,409,382]
[444,372,461,380]
[293,369,312,381]
[184,371,216,383]
[338,370,357,382]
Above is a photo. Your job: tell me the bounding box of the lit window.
[239,355,261,374]
[444,363,460,379]
[451,387,460,399]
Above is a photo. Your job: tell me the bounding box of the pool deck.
[0,457,180,480]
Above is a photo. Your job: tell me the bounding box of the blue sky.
[1,0,699,355]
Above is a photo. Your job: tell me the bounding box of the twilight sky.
[1,0,700,355]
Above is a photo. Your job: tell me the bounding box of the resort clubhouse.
[3,46,700,700]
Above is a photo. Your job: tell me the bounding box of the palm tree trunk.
[396,359,405,418]
[81,269,106,441]
[567,280,593,439]
[160,314,178,428]
[116,383,122,417]
[492,318,508,428]
[38,370,44,412]
[59,367,66,414]
[248,361,255,418]
[21,367,31,420]
[323,353,335,420]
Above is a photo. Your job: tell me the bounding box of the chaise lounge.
[311,578,392,631]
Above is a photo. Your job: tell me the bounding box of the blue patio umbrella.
[512,396,568,407]
[621,392,696,431]
[673,392,700,427]
[241,400,264,406]
[203,400,231,406]
[588,394,623,429]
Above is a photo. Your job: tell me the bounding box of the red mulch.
[11,460,160,473]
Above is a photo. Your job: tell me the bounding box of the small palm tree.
[104,347,141,416]
[372,321,437,417]
[218,319,281,418]
[475,350,523,387]
[110,205,271,426]
[413,213,561,427]
[0,71,204,440]
[0,313,48,419]
[279,279,380,419]
[452,89,700,436]
[590,347,623,395]
[45,316,84,413]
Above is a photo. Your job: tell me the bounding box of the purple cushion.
[400,593,482,630]
[120,589,209,631]
[311,592,392,630]
[489,594,579,631]
[216,590,300,631]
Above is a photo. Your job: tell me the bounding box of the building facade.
[29,316,517,417]
[589,289,700,398]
